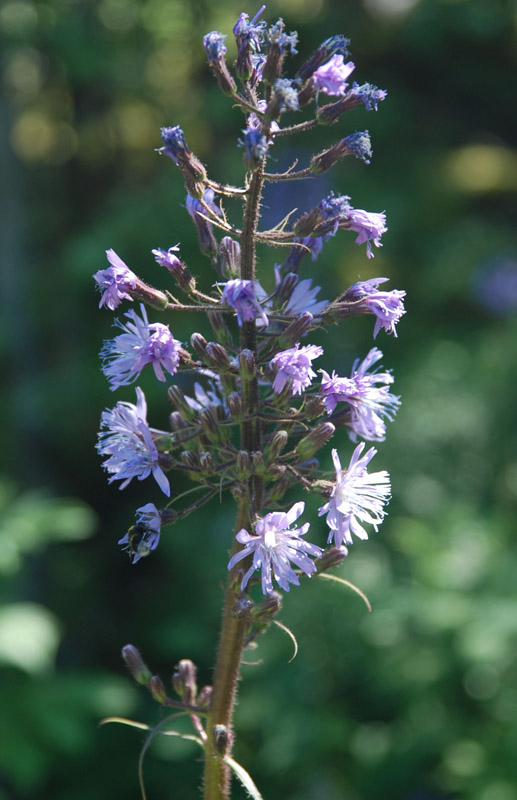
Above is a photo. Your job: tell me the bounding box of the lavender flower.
[94,249,138,310]
[227,501,322,594]
[118,503,161,564]
[270,343,323,395]
[101,304,182,390]
[341,208,387,258]
[203,31,227,63]
[346,278,406,338]
[284,277,329,316]
[265,19,298,56]
[348,82,387,111]
[184,380,228,415]
[318,443,391,547]
[221,279,269,326]
[160,125,189,164]
[313,55,355,96]
[320,348,400,441]
[97,387,170,496]
[152,245,181,270]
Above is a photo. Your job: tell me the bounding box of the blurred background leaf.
[1,0,516,798]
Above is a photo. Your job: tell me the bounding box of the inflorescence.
[94,8,405,596]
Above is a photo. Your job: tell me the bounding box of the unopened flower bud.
[169,385,196,421]
[199,450,216,475]
[152,246,196,292]
[232,596,253,618]
[297,77,316,107]
[239,349,256,380]
[132,280,169,310]
[208,311,232,345]
[316,83,387,125]
[169,411,190,433]
[253,591,282,620]
[219,237,241,278]
[160,126,207,189]
[213,724,231,756]
[297,422,335,459]
[266,430,288,460]
[173,659,197,703]
[279,312,314,348]
[304,396,327,420]
[251,450,266,475]
[180,450,199,468]
[236,450,251,480]
[227,391,243,420]
[241,129,269,170]
[293,206,325,238]
[262,20,298,85]
[310,131,372,174]
[197,685,212,709]
[275,272,300,306]
[206,342,231,370]
[122,644,152,685]
[316,545,348,573]
[191,332,208,359]
[267,475,290,503]
[149,675,168,704]
[203,31,237,96]
[199,409,221,442]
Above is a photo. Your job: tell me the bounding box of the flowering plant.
[94,8,405,799]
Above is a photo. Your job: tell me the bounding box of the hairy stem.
[203,166,265,800]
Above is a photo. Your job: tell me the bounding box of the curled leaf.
[272,619,298,663]
[225,755,264,800]
[316,572,372,612]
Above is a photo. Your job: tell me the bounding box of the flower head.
[318,444,391,547]
[221,279,269,326]
[97,387,170,496]
[241,128,269,169]
[94,249,138,310]
[227,501,322,594]
[160,125,189,164]
[101,304,182,390]
[341,208,387,258]
[203,31,227,63]
[152,244,181,270]
[118,503,161,564]
[270,343,323,395]
[284,277,329,317]
[313,55,355,96]
[348,81,387,111]
[320,348,400,441]
[346,278,406,338]
[273,78,299,112]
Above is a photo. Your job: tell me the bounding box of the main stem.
[203,166,265,800]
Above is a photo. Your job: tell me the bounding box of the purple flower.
[270,343,323,395]
[221,279,269,326]
[241,128,269,169]
[184,380,228,415]
[320,348,400,441]
[94,249,138,310]
[348,81,387,111]
[266,18,298,56]
[97,387,170,496]
[101,303,182,390]
[347,278,406,338]
[318,444,391,547]
[118,503,161,564]
[313,55,355,96]
[284,277,329,316]
[341,208,387,258]
[152,244,181,270]
[227,501,323,595]
[160,125,189,164]
[203,31,227,63]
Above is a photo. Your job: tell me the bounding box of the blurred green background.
[1,0,517,798]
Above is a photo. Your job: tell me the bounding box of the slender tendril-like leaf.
[225,755,265,800]
[100,714,203,800]
[317,572,372,612]
[272,619,299,663]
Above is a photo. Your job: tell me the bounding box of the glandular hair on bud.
[122,644,152,686]
[149,675,168,704]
